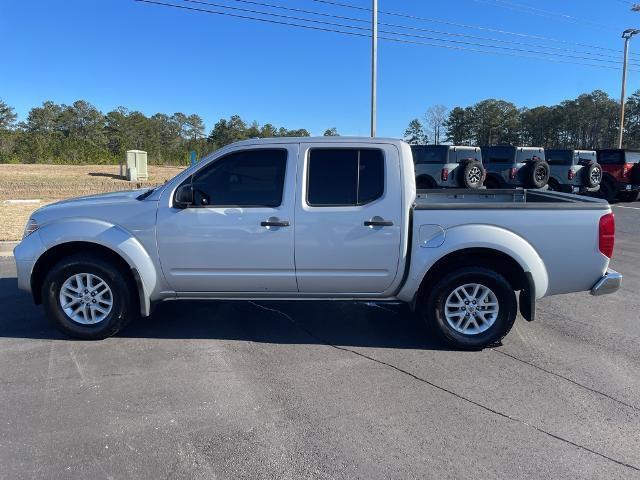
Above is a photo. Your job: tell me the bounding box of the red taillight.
[599,213,615,258]
[509,167,517,180]
[568,169,575,180]
[441,168,449,181]
[623,163,634,178]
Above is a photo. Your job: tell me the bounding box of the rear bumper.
[617,183,640,192]
[590,269,622,296]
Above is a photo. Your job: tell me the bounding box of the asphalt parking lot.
[1,205,639,479]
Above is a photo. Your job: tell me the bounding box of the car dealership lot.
[0,205,639,479]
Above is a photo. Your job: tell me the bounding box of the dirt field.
[0,164,185,240]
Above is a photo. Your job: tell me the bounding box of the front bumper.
[590,269,622,296]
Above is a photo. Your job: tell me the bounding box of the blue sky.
[2,0,640,137]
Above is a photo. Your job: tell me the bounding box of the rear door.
[294,142,403,294]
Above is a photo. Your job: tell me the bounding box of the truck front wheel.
[423,267,517,350]
[42,254,136,339]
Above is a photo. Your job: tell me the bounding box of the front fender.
[397,224,549,302]
[34,218,158,316]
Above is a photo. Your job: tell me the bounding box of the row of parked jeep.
[412,145,640,202]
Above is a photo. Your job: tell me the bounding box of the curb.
[0,241,18,257]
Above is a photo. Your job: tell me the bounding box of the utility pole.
[371,0,377,137]
[619,29,640,148]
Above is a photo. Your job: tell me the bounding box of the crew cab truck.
[482,146,550,189]
[545,149,602,194]
[14,137,622,350]
[596,149,640,202]
[411,145,484,190]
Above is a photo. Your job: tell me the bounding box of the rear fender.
[398,224,549,303]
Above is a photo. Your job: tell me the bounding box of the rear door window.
[307,149,384,206]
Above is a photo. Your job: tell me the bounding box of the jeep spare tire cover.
[527,160,550,188]
[583,162,603,188]
[458,159,484,189]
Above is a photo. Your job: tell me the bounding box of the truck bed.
[414,189,609,210]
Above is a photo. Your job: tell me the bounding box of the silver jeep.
[546,149,602,194]
[411,145,484,189]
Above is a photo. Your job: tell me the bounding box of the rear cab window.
[410,145,449,164]
[546,150,573,166]
[597,150,624,165]
[576,151,597,166]
[483,146,515,164]
[625,151,640,164]
[454,148,482,164]
[516,149,545,163]
[307,148,384,206]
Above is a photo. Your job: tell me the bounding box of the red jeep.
[596,149,640,201]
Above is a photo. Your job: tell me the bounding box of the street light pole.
[371,0,377,137]
[619,29,640,148]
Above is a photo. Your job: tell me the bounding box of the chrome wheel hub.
[444,283,499,335]
[59,273,113,325]
[591,167,602,184]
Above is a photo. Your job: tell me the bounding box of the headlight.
[23,218,39,239]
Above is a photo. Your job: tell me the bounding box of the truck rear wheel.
[423,267,517,350]
[42,254,136,339]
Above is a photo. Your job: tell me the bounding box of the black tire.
[458,160,484,189]
[597,178,617,202]
[618,191,640,202]
[42,254,137,339]
[484,176,501,189]
[422,267,517,350]
[416,175,435,190]
[630,164,640,185]
[525,160,550,189]
[547,178,560,192]
[582,162,602,189]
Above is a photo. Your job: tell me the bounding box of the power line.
[207,0,633,64]
[169,0,632,66]
[135,0,638,72]
[307,0,633,57]
[470,0,616,31]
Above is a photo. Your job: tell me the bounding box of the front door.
[294,143,403,294]
[156,145,298,293]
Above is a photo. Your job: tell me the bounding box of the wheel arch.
[483,172,504,188]
[31,220,159,316]
[399,224,549,316]
[416,174,437,189]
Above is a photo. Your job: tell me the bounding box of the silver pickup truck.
[13,137,621,349]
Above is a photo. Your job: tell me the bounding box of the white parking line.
[613,205,640,210]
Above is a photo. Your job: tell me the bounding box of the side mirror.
[174,184,194,208]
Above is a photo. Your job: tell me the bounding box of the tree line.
[0,99,339,165]
[404,89,640,149]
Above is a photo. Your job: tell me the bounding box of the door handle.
[364,218,394,227]
[261,218,290,227]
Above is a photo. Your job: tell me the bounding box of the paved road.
[1,206,639,479]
